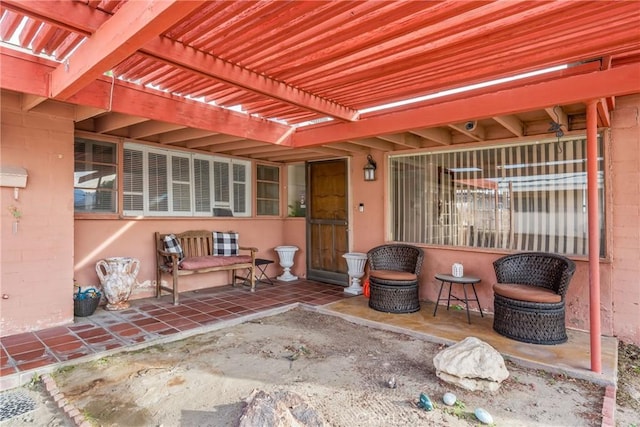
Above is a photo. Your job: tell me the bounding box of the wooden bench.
[155,230,257,305]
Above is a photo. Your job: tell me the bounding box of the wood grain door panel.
[306,159,349,285]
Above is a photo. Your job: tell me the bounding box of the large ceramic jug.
[96,257,140,310]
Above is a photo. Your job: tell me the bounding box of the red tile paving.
[0,280,346,384]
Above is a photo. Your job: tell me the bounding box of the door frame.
[305,158,350,285]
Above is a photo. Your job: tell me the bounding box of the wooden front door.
[306,159,349,285]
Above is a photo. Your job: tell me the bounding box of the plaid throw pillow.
[163,234,184,264]
[213,231,239,256]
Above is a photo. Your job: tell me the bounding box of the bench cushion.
[213,231,239,256]
[180,255,252,271]
[163,234,184,263]
[369,270,417,281]
[493,283,561,303]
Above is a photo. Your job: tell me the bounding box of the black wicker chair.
[367,244,424,313]
[492,252,576,345]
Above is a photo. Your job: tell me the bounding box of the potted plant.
[73,282,102,317]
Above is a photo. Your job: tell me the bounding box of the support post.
[586,99,602,373]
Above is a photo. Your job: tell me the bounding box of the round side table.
[433,273,483,324]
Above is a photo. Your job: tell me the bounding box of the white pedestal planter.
[343,252,368,295]
[275,246,299,281]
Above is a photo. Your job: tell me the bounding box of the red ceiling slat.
[1,0,639,133]
[114,55,150,79]
[284,2,570,87]
[18,18,42,47]
[222,1,356,64]
[43,28,71,56]
[97,1,124,14]
[30,23,58,55]
[3,0,100,35]
[187,82,228,100]
[0,10,22,40]
[54,33,85,60]
[294,3,636,107]
[170,75,203,94]
[250,1,461,74]
[250,104,300,119]
[613,51,640,67]
[137,64,175,86]
[191,83,229,101]
[200,2,290,55]
[265,2,508,80]
[200,85,245,104]
[153,69,188,89]
[170,2,238,45]
[187,2,265,52]
[213,90,266,108]
[286,113,320,125]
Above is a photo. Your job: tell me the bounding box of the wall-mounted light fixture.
[363,154,377,181]
[549,105,565,153]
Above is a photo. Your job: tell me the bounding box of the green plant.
[288,201,306,217]
[447,400,466,418]
[7,205,22,219]
[82,410,99,425]
[54,365,76,377]
[129,344,164,355]
[27,372,41,389]
[94,357,110,368]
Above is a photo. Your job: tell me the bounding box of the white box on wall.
[0,165,28,188]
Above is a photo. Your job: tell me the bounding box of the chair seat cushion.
[493,283,561,303]
[369,270,417,281]
[180,255,252,270]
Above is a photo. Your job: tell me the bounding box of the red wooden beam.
[5,0,359,122]
[291,63,640,147]
[1,0,103,35]
[49,0,205,100]
[0,48,51,95]
[140,38,360,122]
[0,47,290,144]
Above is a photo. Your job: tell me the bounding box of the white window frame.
[123,142,251,217]
[74,137,118,213]
[387,135,606,257]
[256,163,281,216]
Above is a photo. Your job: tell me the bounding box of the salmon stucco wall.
[1,93,75,335]
[349,102,640,343]
[280,218,307,279]
[415,247,613,335]
[1,90,638,346]
[609,94,640,344]
[74,218,290,299]
[350,151,386,253]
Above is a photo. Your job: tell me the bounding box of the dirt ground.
[2,308,639,426]
[617,341,640,426]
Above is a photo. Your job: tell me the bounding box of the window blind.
[389,136,605,256]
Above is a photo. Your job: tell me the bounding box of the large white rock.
[433,337,509,391]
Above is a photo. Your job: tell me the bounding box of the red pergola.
[1,0,638,153]
[2,0,640,372]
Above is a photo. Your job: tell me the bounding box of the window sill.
[399,242,611,263]
[74,213,120,220]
